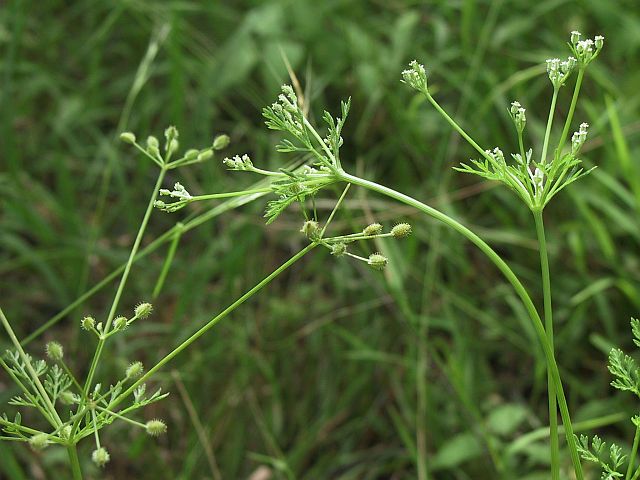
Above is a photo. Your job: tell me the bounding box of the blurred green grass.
[1,0,639,478]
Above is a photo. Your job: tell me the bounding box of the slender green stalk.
[425,93,488,159]
[106,243,316,411]
[320,184,350,236]
[338,170,584,479]
[540,89,559,164]
[534,209,559,480]
[189,187,272,201]
[555,68,585,158]
[81,168,166,394]
[627,421,640,480]
[66,445,83,480]
[0,308,62,427]
[152,223,184,298]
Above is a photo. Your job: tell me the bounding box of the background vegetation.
[1,0,639,478]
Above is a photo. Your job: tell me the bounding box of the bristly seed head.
[92,447,110,467]
[368,253,388,270]
[330,242,347,257]
[145,419,168,436]
[113,316,128,330]
[45,341,64,361]
[391,223,412,238]
[81,316,96,331]
[126,361,144,379]
[135,302,153,319]
[363,223,383,236]
[300,220,320,240]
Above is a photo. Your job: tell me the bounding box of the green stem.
[67,444,83,480]
[338,170,584,479]
[190,187,273,201]
[534,209,559,480]
[153,222,184,298]
[75,167,166,437]
[425,93,488,159]
[107,243,316,410]
[627,421,640,480]
[555,68,585,159]
[540,89,559,165]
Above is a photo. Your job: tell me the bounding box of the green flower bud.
[197,150,213,162]
[45,341,64,361]
[59,391,78,405]
[119,132,136,144]
[147,136,159,149]
[92,447,110,467]
[184,149,199,160]
[367,253,388,270]
[363,223,383,236]
[145,419,167,436]
[212,134,230,150]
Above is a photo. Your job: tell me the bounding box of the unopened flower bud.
[212,134,230,150]
[119,132,136,144]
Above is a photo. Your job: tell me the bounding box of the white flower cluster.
[401,60,428,93]
[571,122,589,155]
[546,57,576,88]
[510,101,527,132]
[570,31,604,66]
[223,154,253,171]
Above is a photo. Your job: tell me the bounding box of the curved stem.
[338,170,584,479]
[534,209,559,480]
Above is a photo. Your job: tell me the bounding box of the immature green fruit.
[367,253,388,270]
[119,132,136,144]
[126,361,144,379]
[331,242,347,257]
[45,341,64,361]
[113,316,128,330]
[92,447,110,467]
[81,316,96,331]
[391,223,412,238]
[29,433,49,450]
[135,302,153,318]
[59,391,78,405]
[184,149,199,160]
[145,419,167,436]
[363,223,383,236]
[212,134,230,150]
